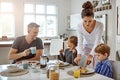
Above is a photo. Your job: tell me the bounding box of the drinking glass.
[49,64,59,80]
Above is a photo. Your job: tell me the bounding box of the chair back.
[116,50,120,61]
[110,60,120,80]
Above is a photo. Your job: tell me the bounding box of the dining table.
[0,62,114,80]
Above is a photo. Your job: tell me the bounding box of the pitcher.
[40,54,49,73]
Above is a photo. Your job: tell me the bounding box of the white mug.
[30,47,36,54]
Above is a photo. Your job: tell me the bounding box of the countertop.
[0,40,51,47]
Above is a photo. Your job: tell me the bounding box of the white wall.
[95,0,117,60]
[71,0,92,14]
[70,0,117,60]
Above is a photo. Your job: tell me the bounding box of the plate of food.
[67,67,95,76]
[80,67,94,75]
[27,60,39,65]
[58,62,70,67]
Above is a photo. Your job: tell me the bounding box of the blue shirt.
[95,58,113,78]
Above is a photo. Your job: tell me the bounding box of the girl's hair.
[69,36,78,47]
[81,1,94,18]
[94,43,110,57]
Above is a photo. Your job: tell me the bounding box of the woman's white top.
[76,21,103,56]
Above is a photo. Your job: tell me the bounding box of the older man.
[8,22,43,63]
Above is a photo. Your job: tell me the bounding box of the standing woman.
[74,1,103,67]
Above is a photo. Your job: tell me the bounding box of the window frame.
[0,1,59,41]
[0,2,15,39]
[23,3,58,37]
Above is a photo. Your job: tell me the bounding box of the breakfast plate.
[16,60,40,69]
[80,67,95,75]
[27,60,39,65]
[59,62,70,67]
[67,67,95,76]
[0,69,29,77]
[16,60,39,65]
[47,60,70,67]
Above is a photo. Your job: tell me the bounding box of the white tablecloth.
[0,64,114,80]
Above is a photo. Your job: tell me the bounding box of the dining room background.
[0,0,120,64]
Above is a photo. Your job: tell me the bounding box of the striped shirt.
[95,58,113,78]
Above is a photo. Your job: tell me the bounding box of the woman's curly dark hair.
[81,1,94,18]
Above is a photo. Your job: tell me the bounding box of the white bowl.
[7,66,20,73]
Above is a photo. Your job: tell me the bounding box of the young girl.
[58,36,78,65]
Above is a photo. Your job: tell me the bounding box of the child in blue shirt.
[94,43,113,78]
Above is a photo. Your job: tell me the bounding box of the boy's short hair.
[94,43,110,57]
[69,36,78,47]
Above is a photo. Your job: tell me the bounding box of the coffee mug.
[30,47,36,54]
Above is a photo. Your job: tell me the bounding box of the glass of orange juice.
[73,69,80,78]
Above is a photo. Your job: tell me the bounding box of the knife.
[79,55,87,67]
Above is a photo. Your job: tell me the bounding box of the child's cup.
[30,47,36,54]
[73,69,80,78]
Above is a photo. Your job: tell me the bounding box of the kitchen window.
[0,2,15,38]
[24,4,58,37]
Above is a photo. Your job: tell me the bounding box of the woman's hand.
[86,54,93,65]
[59,49,64,54]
